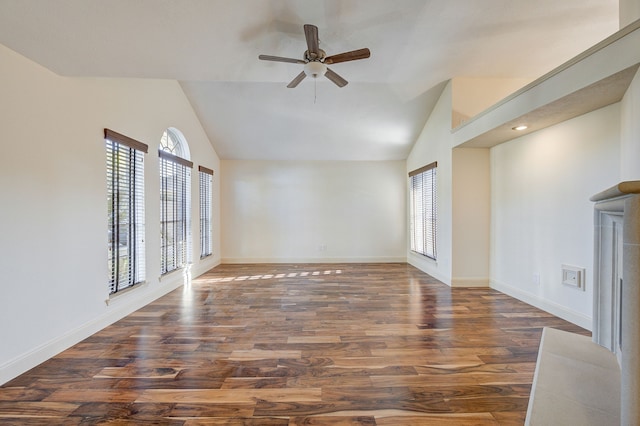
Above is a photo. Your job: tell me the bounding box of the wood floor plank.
[221,377,289,389]
[44,389,141,403]
[370,374,482,387]
[375,412,499,425]
[287,336,342,344]
[0,401,80,417]
[289,415,376,425]
[136,388,322,404]
[167,402,256,418]
[0,263,589,424]
[228,349,302,361]
[0,388,52,402]
[94,366,184,379]
[183,418,288,426]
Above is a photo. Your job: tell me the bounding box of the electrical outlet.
[532,274,540,286]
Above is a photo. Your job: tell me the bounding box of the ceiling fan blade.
[259,54,306,64]
[325,68,348,88]
[287,71,307,88]
[304,24,320,56]
[324,48,371,65]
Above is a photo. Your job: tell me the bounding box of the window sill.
[160,267,184,280]
[159,263,192,283]
[410,250,437,262]
[105,281,148,306]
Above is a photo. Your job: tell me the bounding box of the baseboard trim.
[0,275,189,386]
[192,258,221,277]
[490,279,592,330]
[221,256,407,264]
[407,255,450,286]
[451,277,490,287]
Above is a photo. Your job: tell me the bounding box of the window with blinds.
[199,166,213,258]
[159,148,193,275]
[105,129,148,294]
[409,162,437,260]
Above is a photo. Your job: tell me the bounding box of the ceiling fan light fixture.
[304,61,327,78]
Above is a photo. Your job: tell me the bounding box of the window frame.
[159,136,193,276]
[409,161,437,260]
[105,128,148,295]
[198,165,214,259]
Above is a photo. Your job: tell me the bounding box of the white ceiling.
[0,0,619,160]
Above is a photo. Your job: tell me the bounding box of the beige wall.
[620,0,640,27]
[452,148,490,286]
[451,77,533,127]
[220,160,407,263]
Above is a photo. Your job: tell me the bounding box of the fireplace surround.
[591,181,640,425]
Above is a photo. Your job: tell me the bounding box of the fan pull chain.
[314,79,317,104]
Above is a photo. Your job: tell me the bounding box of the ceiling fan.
[258,24,371,88]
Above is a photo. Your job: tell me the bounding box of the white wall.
[621,69,640,180]
[221,160,406,263]
[490,104,621,329]
[0,43,221,384]
[406,82,454,284]
[408,77,625,328]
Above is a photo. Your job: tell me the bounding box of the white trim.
[192,258,221,277]
[407,252,450,286]
[451,277,490,287]
[490,278,592,330]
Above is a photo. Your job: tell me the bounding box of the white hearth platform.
[525,327,620,425]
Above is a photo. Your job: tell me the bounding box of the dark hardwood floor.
[0,263,588,425]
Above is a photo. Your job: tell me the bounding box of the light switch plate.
[562,264,585,290]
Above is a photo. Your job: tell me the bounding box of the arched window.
[159,128,192,275]
[160,128,188,157]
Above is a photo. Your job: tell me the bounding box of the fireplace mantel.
[590,180,640,202]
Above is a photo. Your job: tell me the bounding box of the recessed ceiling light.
[512,125,528,131]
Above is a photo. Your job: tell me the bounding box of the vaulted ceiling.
[0,0,619,160]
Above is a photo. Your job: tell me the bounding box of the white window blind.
[159,149,193,275]
[105,129,148,294]
[199,166,213,258]
[409,162,437,260]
